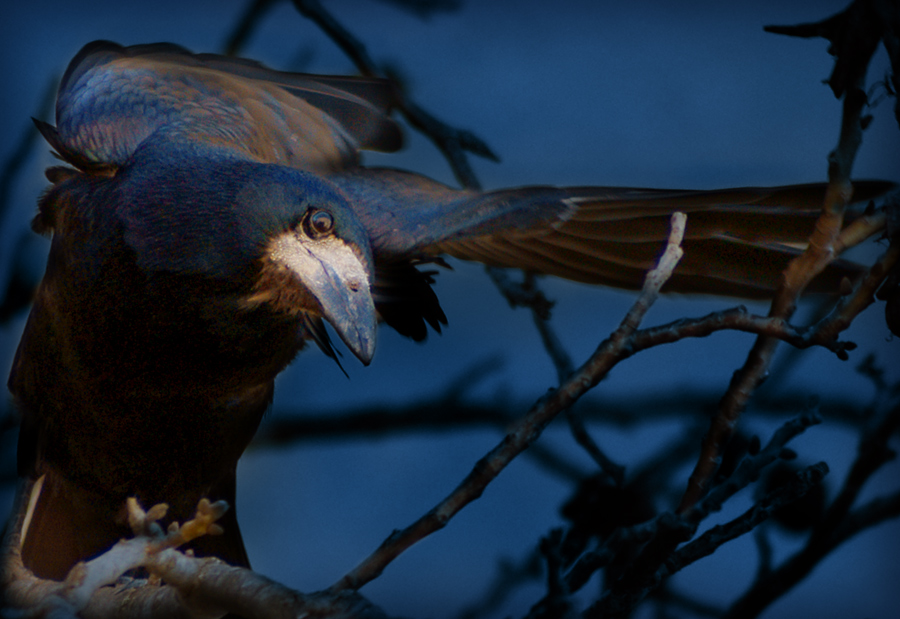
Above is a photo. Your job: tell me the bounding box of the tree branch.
[329,214,687,592]
[1,494,386,619]
[661,462,830,578]
[584,414,821,619]
[725,400,900,619]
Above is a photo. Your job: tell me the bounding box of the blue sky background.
[1,1,898,617]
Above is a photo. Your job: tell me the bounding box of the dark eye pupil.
[305,209,334,238]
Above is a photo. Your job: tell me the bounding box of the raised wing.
[37,40,402,174]
[332,168,894,299]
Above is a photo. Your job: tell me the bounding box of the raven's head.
[240,175,377,365]
[117,146,377,365]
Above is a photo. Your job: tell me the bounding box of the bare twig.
[752,526,774,581]
[526,285,627,486]
[685,413,823,526]
[808,233,900,351]
[526,530,577,619]
[834,205,887,251]
[487,269,627,485]
[724,401,900,619]
[563,412,627,487]
[630,306,856,357]
[485,269,555,320]
[581,413,823,618]
[564,516,661,595]
[833,488,900,544]
[661,462,830,578]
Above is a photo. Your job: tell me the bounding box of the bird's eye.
[303,209,334,239]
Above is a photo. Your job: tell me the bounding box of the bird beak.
[268,234,377,365]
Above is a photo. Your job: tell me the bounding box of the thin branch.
[485,268,554,320]
[725,401,900,619]
[564,412,627,487]
[685,413,824,526]
[834,205,887,251]
[813,400,900,540]
[292,0,378,74]
[752,526,774,581]
[763,0,885,99]
[629,306,857,357]
[581,412,823,618]
[660,462,830,578]
[564,517,661,595]
[487,269,627,485]
[809,227,900,351]
[525,530,578,619]
[832,488,900,544]
[530,285,627,486]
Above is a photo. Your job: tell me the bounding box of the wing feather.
[44,41,401,173]
[332,168,894,297]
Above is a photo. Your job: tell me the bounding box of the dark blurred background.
[1,1,898,617]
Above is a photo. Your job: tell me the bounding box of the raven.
[7,41,891,579]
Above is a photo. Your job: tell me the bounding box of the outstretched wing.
[37,40,402,174]
[333,168,894,299]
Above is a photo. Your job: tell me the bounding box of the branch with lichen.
[3,496,225,615]
[1,496,383,619]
